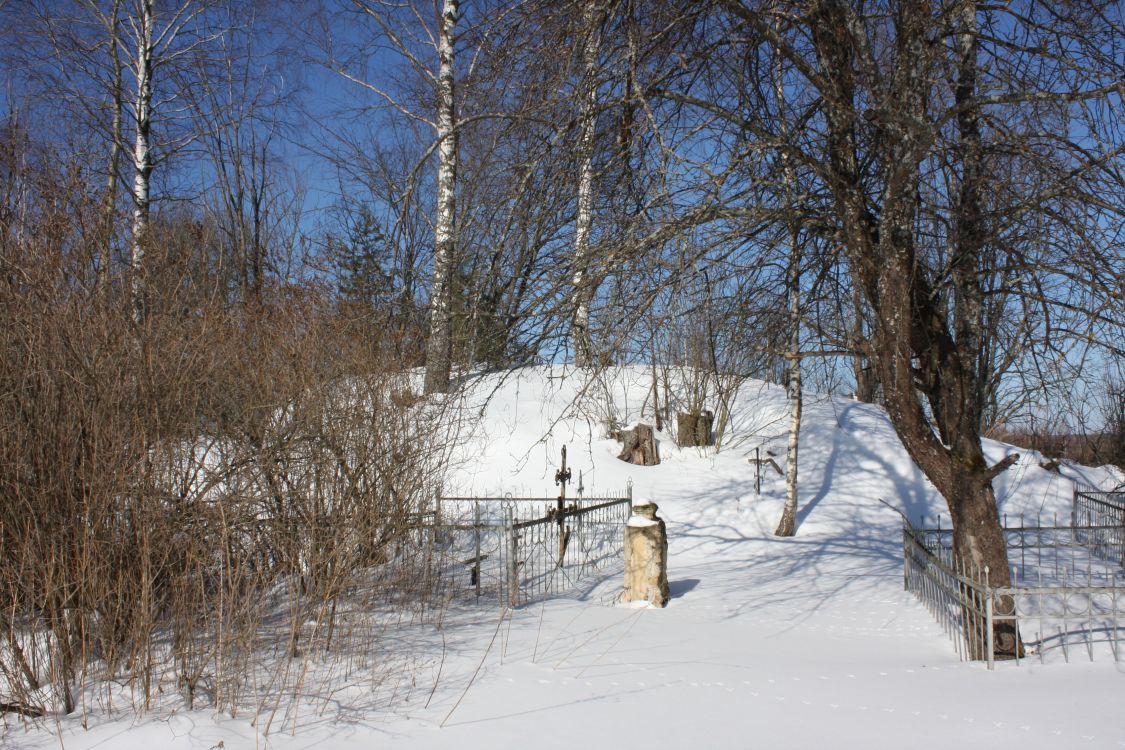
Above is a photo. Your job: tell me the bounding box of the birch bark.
[424,0,459,394]
[570,0,603,368]
[129,0,155,321]
[774,30,801,537]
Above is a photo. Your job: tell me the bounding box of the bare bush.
[0,201,451,719]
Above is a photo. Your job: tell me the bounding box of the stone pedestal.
[623,502,670,607]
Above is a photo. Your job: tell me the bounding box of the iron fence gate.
[434,487,632,608]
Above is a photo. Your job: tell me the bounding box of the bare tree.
[734,0,1122,656]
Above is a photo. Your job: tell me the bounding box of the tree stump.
[676,410,714,447]
[617,423,660,465]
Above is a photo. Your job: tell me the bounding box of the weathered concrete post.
[623,502,670,607]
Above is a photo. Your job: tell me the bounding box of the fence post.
[902,523,909,591]
[474,500,482,600]
[506,507,519,608]
[985,565,994,670]
[755,447,761,495]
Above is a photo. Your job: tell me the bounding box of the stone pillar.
[623,502,670,607]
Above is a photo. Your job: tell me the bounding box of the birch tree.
[570,0,605,368]
[122,0,217,319]
[423,0,459,393]
[772,18,802,537]
[324,0,466,393]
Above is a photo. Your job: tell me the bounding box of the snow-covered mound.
[17,366,1125,750]
[446,365,1088,526]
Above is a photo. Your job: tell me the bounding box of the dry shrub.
[0,208,450,718]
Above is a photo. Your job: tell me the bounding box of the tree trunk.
[424,0,459,395]
[808,0,1020,658]
[774,35,801,538]
[571,0,603,368]
[851,287,877,402]
[129,0,154,322]
[676,411,713,447]
[617,423,659,466]
[775,259,801,537]
[101,0,123,298]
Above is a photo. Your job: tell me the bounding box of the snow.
[9,366,1125,749]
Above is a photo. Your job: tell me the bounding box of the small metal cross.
[553,445,573,565]
[554,444,572,505]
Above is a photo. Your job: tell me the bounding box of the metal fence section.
[1072,483,1124,565]
[904,513,1125,668]
[434,487,632,608]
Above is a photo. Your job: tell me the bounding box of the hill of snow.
[13,366,1125,749]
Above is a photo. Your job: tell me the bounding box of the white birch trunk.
[424,0,459,395]
[129,0,155,322]
[774,31,802,537]
[570,0,602,368]
[774,246,802,537]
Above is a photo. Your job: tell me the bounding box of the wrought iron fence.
[1073,483,1124,566]
[433,488,632,608]
[904,512,1125,668]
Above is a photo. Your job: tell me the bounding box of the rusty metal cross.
[553,445,573,565]
[554,444,572,506]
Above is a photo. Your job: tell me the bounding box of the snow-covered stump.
[624,502,669,607]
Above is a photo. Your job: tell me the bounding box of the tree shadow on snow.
[795,402,934,532]
[668,578,701,598]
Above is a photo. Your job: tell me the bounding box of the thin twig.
[440,609,508,728]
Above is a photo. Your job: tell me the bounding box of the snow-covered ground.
[11,367,1125,749]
